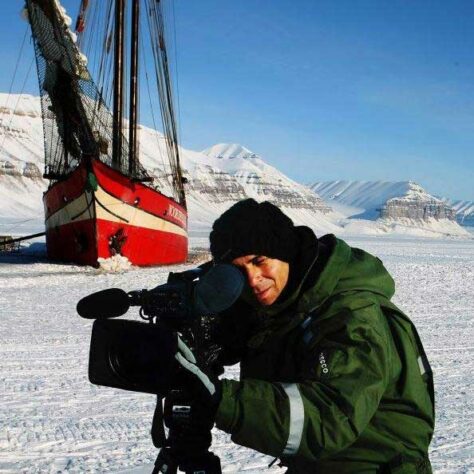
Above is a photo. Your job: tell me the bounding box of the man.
[171,198,435,473]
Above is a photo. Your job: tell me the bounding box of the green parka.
[215,231,435,473]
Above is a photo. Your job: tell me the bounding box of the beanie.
[210,199,298,263]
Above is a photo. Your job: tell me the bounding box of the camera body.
[79,263,244,396]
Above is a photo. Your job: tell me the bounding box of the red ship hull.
[43,159,188,266]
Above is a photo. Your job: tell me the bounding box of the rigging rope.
[3,26,29,111]
[0,56,35,154]
[0,26,30,152]
[145,0,185,205]
[1,219,36,235]
[140,29,167,181]
[25,0,182,197]
[171,0,182,156]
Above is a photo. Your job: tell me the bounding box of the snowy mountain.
[442,199,474,226]
[312,181,445,218]
[200,142,332,213]
[202,143,259,162]
[0,94,339,237]
[310,180,469,237]
[311,180,456,220]
[379,182,456,220]
[0,93,470,239]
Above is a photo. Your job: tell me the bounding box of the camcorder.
[76,263,245,474]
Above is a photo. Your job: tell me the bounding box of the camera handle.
[150,397,222,474]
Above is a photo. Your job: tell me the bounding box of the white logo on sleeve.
[319,352,329,374]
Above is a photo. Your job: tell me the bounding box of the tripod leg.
[151,397,166,448]
[152,447,179,474]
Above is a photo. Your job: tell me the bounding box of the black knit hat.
[210,199,298,263]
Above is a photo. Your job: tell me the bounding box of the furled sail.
[26,0,151,181]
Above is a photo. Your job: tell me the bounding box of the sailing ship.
[24,0,188,266]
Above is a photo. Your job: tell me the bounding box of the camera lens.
[90,319,178,395]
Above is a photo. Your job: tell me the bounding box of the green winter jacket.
[215,232,434,473]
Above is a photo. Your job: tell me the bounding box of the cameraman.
[171,198,434,473]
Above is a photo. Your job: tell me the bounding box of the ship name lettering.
[168,205,186,226]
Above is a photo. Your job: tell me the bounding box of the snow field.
[0,235,473,473]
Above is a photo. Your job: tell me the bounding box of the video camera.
[76,263,245,474]
[77,263,244,395]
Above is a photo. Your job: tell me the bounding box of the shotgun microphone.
[77,264,245,320]
[77,288,130,319]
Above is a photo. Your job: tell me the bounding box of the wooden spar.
[0,232,46,246]
[128,0,140,176]
[112,0,125,169]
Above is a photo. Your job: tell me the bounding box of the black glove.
[174,336,222,406]
[163,336,222,455]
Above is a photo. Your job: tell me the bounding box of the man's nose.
[247,268,261,287]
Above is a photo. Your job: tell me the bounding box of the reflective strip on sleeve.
[418,355,431,376]
[280,383,305,456]
[418,356,425,375]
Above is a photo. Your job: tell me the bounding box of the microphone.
[77,288,130,319]
[194,264,244,314]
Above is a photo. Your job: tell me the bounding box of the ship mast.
[128,0,140,176]
[112,0,125,169]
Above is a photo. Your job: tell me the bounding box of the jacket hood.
[240,230,395,349]
[297,234,395,312]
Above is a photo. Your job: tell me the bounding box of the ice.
[0,234,473,473]
[97,255,133,273]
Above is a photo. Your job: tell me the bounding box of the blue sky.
[1,1,473,200]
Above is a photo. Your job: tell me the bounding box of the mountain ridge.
[0,93,470,239]
[0,94,338,237]
[311,180,468,225]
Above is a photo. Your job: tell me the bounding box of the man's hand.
[163,336,222,454]
[174,335,222,405]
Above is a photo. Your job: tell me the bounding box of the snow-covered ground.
[0,234,473,473]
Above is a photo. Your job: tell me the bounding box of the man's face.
[231,255,289,306]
